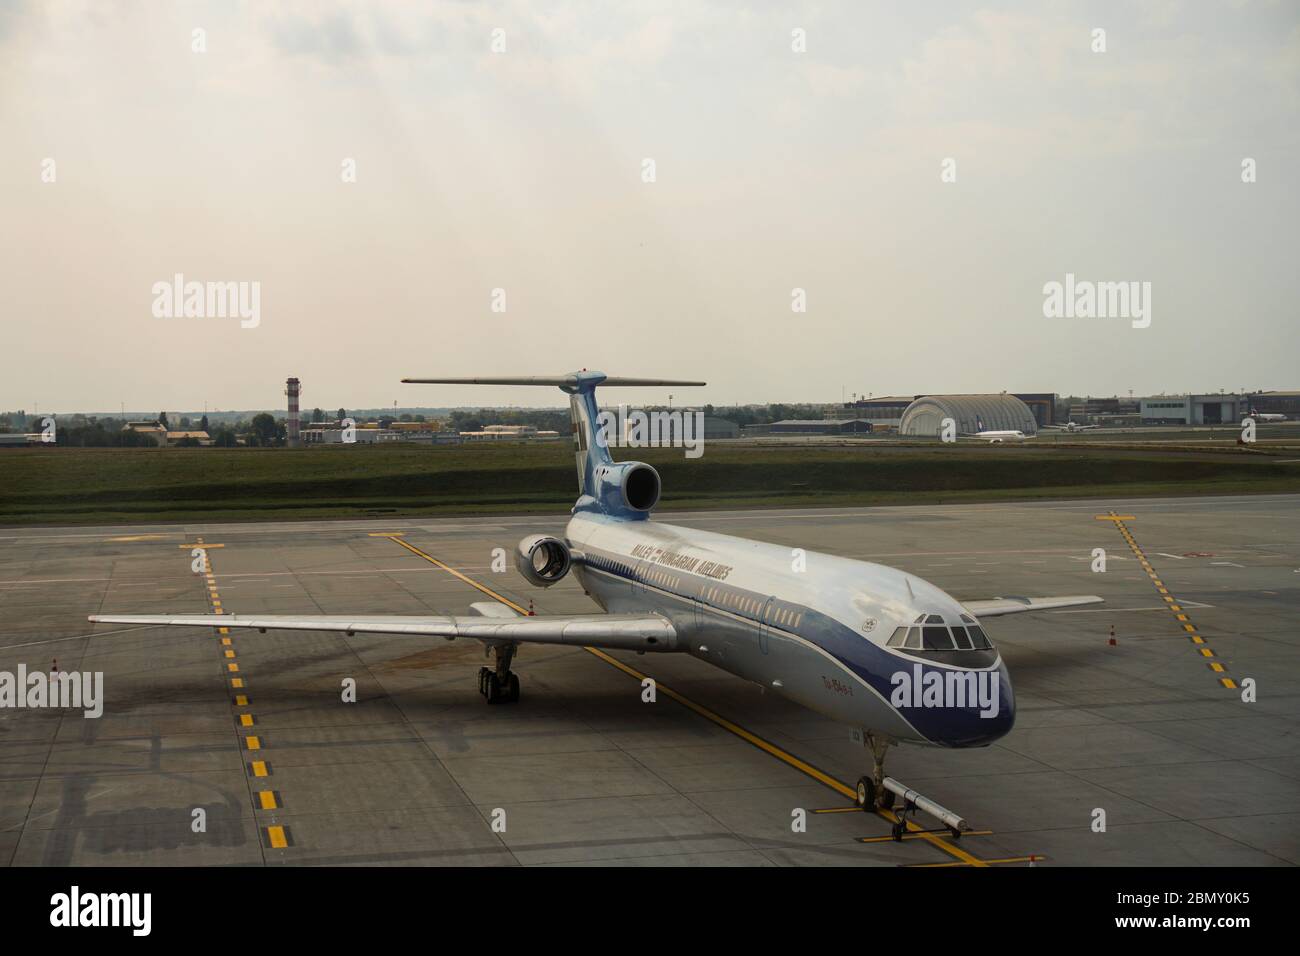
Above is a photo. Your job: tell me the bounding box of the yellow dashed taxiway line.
[386,535,999,867]
[1101,512,1237,690]
[192,537,285,854]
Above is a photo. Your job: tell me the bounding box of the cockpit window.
[891,613,994,654]
[922,626,955,650]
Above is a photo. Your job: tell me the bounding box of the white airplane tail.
[402,371,706,516]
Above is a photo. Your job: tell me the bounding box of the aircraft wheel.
[880,789,896,810]
[507,673,520,703]
[855,776,874,810]
[485,674,503,704]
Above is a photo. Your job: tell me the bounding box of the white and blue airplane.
[90,371,1101,819]
[962,414,1029,443]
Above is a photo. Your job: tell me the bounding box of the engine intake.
[591,461,661,515]
[516,534,573,588]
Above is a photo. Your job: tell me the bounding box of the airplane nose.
[969,661,1015,745]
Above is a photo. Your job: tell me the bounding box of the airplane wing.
[87,610,679,652]
[961,595,1103,617]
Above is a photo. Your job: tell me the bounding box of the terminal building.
[898,394,1038,437]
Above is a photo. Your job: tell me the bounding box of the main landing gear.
[479,643,520,705]
[854,731,969,841]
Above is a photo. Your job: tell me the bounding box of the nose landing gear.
[854,732,895,810]
[855,731,969,840]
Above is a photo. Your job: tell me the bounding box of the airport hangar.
[845,394,1055,434]
[898,394,1040,438]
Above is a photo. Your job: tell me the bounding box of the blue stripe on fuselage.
[579,545,1014,747]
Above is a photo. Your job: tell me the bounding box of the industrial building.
[839,396,913,431]
[1139,394,1243,426]
[1246,390,1300,418]
[1067,397,1140,427]
[461,424,561,441]
[1013,393,1058,428]
[899,394,1038,437]
[769,419,873,435]
[643,415,740,442]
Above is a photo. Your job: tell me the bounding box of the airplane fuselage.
[565,511,1015,749]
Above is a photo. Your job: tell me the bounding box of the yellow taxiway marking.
[250,760,269,777]
[264,825,289,849]
[239,714,255,727]
[221,637,232,646]
[368,531,405,537]
[861,829,993,844]
[227,662,239,673]
[244,735,261,750]
[257,790,279,810]
[230,677,244,689]
[1104,512,1234,692]
[907,855,1042,868]
[389,536,990,868]
[234,694,249,706]
[389,536,530,611]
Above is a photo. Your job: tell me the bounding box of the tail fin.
[402,371,706,496]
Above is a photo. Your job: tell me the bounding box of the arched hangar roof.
[899,394,1038,437]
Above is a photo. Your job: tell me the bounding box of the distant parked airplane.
[1248,406,1288,423]
[1042,421,1099,433]
[961,415,1029,443]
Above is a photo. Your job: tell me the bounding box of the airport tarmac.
[1,495,1297,866]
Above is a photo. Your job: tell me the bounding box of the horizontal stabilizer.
[401,375,705,387]
[962,595,1104,617]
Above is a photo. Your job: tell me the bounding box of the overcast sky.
[2,0,1297,414]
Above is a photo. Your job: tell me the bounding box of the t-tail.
[401,372,705,520]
